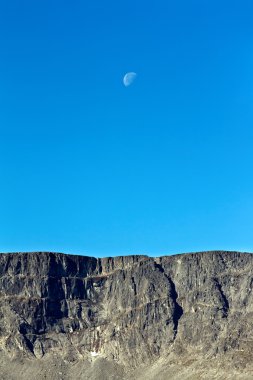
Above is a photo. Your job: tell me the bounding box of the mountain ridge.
[1,250,253,379]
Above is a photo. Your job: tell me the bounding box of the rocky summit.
[1,251,253,379]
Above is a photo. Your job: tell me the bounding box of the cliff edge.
[1,251,253,379]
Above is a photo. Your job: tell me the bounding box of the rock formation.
[1,251,253,379]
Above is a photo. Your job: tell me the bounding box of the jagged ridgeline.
[1,251,253,379]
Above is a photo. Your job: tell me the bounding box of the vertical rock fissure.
[131,276,137,295]
[154,262,183,339]
[213,278,229,317]
[169,278,183,339]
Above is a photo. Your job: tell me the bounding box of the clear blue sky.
[0,1,253,257]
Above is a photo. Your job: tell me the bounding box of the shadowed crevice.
[154,262,183,339]
[169,278,183,339]
[213,278,229,318]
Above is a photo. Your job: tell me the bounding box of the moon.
[123,72,137,87]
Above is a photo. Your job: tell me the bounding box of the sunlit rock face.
[1,251,253,379]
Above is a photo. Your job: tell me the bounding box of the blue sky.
[0,0,253,257]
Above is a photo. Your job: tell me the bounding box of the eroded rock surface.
[1,251,253,379]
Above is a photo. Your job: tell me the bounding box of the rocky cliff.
[1,251,253,379]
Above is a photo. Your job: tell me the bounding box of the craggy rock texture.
[1,251,253,379]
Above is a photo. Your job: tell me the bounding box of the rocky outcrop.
[1,251,253,379]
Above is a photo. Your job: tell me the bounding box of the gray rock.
[1,250,253,379]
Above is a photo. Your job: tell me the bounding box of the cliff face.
[1,251,253,379]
